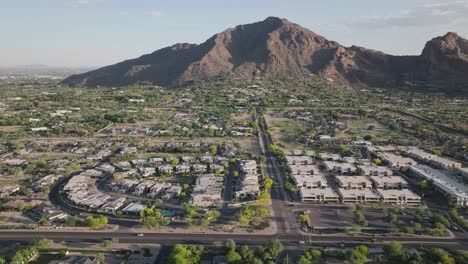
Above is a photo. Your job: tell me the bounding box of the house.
[235,185,260,200]
[147,183,172,198]
[33,174,59,192]
[192,164,207,173]
[209,164,224,174]
[100,197,126,213]
[112,161,132,171]
[158,165,173,175]
[130,159,146,167]
[238,160,257,174]
[122,202,146,215]
[200,156,214,163]
[317,135,332,142]
[133,181,155,196]
[162,185,183,200]
[31,127,48,132]
[149,157,164,164]
[95,164,115,175]
[192,174,224,207]
[138,167,156,177]
[175,165,191,174]
[0,185,20,198]
[181,156,196,163]
[318,153,341,161]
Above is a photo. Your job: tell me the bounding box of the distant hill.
[62,17,468,90]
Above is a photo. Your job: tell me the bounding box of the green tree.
[226,249,242,264]
[100,240,113,248]
[65,217,78,227]
[373,158,382,165]
[26,163,37,173]
[284,182,294,191]
[264,178,273,190]
[257,191,270,200]
[35,238,53,248]
[96,253,105,264]
[297,214,309,224]
[384,241,404,261]
[86,216,108,230]
[238,216,249,226]
[349,249,367,264]
[209,145,218,155]
[163,244,203,264]
[417,180,428,195]
[432,213,450,227]
[10,166,22,175]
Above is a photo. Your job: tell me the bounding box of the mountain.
[62,17,468,89]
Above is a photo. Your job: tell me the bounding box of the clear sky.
[1,0,467,67]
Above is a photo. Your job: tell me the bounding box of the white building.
[378,153,417,169]
[369,176,409,190]
[358,164,393,176]
[289,164,320,176]
[338,188,380,203]
[408,165,468,207]
[122,202,146,215]
[286,156,313,165]
[406,147,462,170]
[335,176,372,190]
[293,174,328,189]
[192,174,224,207]
[300,188,339,203]
[322,161,357,175]
[459,168,468,179]
[377,189,421,205]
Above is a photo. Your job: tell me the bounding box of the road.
[0,230,466,250]
[255,106,296,234]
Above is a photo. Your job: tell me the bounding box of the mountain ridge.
[62,17,468,90]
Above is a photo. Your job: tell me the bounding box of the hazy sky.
[1,0,467,67]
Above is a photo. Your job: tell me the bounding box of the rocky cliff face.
[62,17,468,90]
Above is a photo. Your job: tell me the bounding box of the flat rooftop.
[335,175,372,186]
[410,165,468,199]
[377,189,421,199]
[337,188,380,199]
[300,188,338,197]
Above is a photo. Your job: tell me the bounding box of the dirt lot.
[335,117,404,141]
[0,211,36,225]
[306,206,420,229]
[264,109,305,150]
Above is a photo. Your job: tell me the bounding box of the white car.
[299,241,305,245]
[137,233,144,237]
